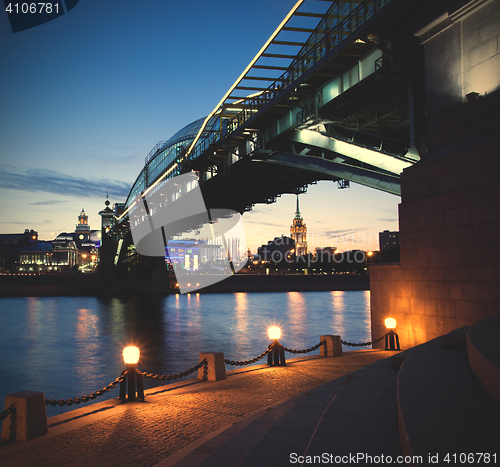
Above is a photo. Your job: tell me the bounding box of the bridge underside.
[188,1,426,212]
[121,0,429,225]
[198,120,416,212]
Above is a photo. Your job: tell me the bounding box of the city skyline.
[0,0,399,253]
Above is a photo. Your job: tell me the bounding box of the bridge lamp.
[267,326,286,367]
[384,318,400,351]
[120,346,145,402]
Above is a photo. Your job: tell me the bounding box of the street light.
[384,318,400,351]
[120,346,145,402]
[267,327,286,366]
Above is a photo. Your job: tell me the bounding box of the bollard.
[268,340,286,366]
[2,391,47,441]
[198,352,226,381]
[385,329,400,351]
[320,335,343,357]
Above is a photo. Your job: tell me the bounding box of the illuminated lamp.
[268,326,281,340]
[120,346,144,402]
[123,346,140,366]
[267,327,286,367]
[385,318,396,329]
[384,318,400,351]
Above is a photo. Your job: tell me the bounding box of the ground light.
[120,346,145,402]
[385,318,400,351]
[267,327,286,366]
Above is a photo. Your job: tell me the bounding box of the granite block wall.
[370,0,500,348]
[371,139,500,348]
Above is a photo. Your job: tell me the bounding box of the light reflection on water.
[0,291,371,416]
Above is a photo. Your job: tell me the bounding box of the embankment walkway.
[0,350,396,466]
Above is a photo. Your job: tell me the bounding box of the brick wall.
[370,0,500,349]
[371,139,500,348]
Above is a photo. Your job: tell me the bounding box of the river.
[0,291,371,416]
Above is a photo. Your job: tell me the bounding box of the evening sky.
[0,0,399,252]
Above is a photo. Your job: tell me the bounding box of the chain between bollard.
[140,359,207,381]
[283,340,326,354]
[39,335,388,408]
[225,347,272,366]
[341,334,387,347]
[45,375,125,407]
[0,404,16,421]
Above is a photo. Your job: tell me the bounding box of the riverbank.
[175,273,369,293]
[0,273,369,296]
[0,350,400,467]
[0,273,98,296]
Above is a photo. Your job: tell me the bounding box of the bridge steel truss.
[120,0,429,222]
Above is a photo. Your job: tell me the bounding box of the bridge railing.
[186,0,393,167]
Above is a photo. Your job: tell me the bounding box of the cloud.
[29,200,67,205]
[323,228,366,237]
[377,218,398,223]
[247,220,285,229]
[0,164,130,199]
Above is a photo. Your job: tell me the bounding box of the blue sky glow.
[0,0,399,251]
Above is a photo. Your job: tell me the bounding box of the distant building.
[314,247,337,261]
[257,235,295,263]
[0,229,41,270]
[379,230,399,252]
[166,239,223,271]
[1,209,101,274]
[290,195,307,256]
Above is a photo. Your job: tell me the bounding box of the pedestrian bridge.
[118,0,426,223]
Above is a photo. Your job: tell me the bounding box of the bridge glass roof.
[125,116,207,207]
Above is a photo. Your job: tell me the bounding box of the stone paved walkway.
[0,350,398,467]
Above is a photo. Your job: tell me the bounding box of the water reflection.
[0,291,371,416]
[330,291,346,337]
[287,292,307,348]
[74,308,99,381]
[233,293,249,354]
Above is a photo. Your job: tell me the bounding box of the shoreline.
[0,273,369,297]
[0,350,399,466]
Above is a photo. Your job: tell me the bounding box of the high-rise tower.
[290,195,307,256]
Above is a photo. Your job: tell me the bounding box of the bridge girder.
[252,151,402,195]
[289,128,413,176]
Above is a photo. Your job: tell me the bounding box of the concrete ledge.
[397,329,500,459]
[467,316,500,403]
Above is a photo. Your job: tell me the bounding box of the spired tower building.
[75,208,91,242]
[290,195,307,256]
